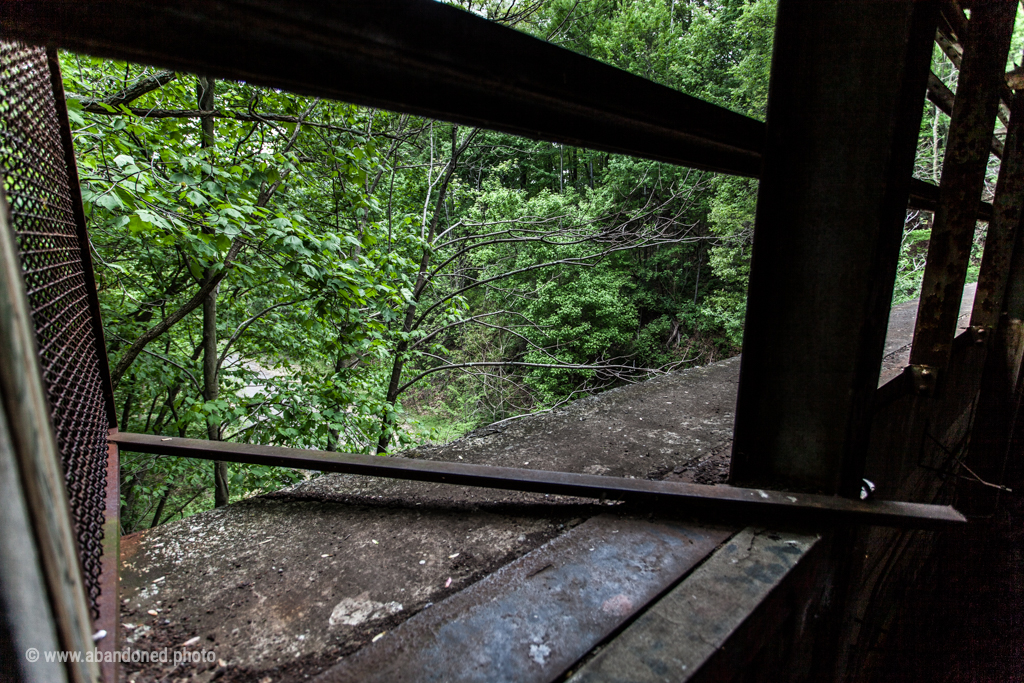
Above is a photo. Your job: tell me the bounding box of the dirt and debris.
[116,289,942,682]
[878,283,975,387]
[118,358,741,682]
[663,441,733,485]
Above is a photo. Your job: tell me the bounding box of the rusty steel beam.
[730,0,938,496]
[937,0,1013,126]
[93,434,120,683]
[910,0,1016,373]
[2,0,764,177]
[972,89,1024,331]
[4,1,997,219]
[567,528,822,683]
[962,83,1024,516]
[926,72,1003,158]
[316,516,735,683]
[110,431,965,529]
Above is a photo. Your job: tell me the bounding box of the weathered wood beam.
[0,182,98,683]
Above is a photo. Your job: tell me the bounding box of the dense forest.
[59,0,1016,532]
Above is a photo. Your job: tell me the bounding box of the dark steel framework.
[729,0,939,495]
[910,0,1017,373]
[3,2,1023,678]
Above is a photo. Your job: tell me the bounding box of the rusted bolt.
[909,365,938,395]
[970,326,988,346]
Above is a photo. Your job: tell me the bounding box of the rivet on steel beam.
[969,325,989,346]
[1007,65,1024,90]
[909,364,939,395]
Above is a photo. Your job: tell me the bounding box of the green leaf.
[95,194,122,212]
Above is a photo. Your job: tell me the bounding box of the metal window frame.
[0,0,970,582]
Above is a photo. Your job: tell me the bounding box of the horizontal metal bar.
[909,177,994,222]
[7,1,986,215]
[3,0,764,176]
[111,431,965,529]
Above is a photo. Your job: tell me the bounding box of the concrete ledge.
[567,527,822,683]
[116,288,963,682]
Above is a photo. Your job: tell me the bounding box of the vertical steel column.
[909,1,1016,373]
[730,0,937,495]
[1003,219,1024,457]
[961,87,1024,515]
[971,90,1024,333]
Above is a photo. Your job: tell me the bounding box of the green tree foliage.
[63,0,790,529]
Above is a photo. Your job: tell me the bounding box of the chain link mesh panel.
[0,41,110,619]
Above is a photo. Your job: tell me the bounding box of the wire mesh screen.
[0,41,110,619]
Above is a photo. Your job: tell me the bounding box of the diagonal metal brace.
[111,431,965,530]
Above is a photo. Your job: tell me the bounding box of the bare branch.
[412,234,701,331]
[396,357,657,397]
[78,70,177,111]
[76,104,413,140]
[217,297,310,371]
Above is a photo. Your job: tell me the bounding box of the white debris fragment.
[529,643,551,666]
[329,595,403,627]
[182,636,201,647]
[372,632,386,643]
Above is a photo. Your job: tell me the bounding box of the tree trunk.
[149,485,174,528]
[204,275,229,506]
[197,75,230,507]
[377,125,475,453]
